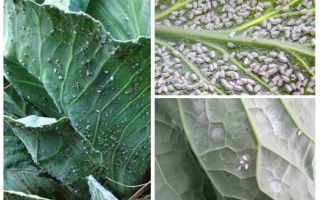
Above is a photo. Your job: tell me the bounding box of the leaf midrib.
[156,25,314,58]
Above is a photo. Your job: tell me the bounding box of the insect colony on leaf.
[155,0,315,95]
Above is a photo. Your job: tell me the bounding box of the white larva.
[208,85,215,93]
[281,75,290,83]
[208,50,216,58]
[240,78,248,84]
[172,58,180,64]
[209,63,217,71]
[247,79,256,85]
[190,73,198,81]
[297,72,305,81]
[306,87,314,93]
[211,78,217,85]
[296,81,302,89]
[220,65,229,70]
[264,57,273,64]
[169,15,176,20]
[173,83,182,89]
[187,52,197,58]
[185,85,193,91]
[196,58,204,64]
[276,78,283,87]
[246,84,254,93]
[214,71,220,79]
[221,79,230,87]
[229,64,238,71]
[161,86,168,93]
[233,84,243,91]
[236,80,243,86]
[269,51,278,57]
[278,52,289,63]
[243,58,251,65]
[157,87,163,94]
[220,70,226,78]
[267,68,278,76]
[285,84,293,93]
[232,72,240,80]
[254,85,262,93]
[217,60,225,65]
[284,68,293,76]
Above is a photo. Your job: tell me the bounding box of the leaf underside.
[155,98,315,200]
[155,0,315,95]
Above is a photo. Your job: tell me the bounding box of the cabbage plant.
[155,98,315,200]
[4,0,150,199]
[155,0,315,95]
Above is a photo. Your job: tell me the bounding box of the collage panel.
[3,0,150,199]
[1,0,318,200]
[155,98,315,200]
[155,0,315,95]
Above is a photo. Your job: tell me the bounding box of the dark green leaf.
[4,0,150,197]
[5,116,103,199]
[4,58,61,118]
[4,122,72,200]
[86,0,151,40]
[4,86,36,118]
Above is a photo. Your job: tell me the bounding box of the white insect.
[237,154,252,171]
[297,129,302,136]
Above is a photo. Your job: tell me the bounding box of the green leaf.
[4,58,61,118]
[87,175,118,200]
[42,0,150,40]
[4,86,41,118]
[4,123,71,200]
[4,0,150,197]
[43,0,89,12]
[155,100,215,200]
[155,0,315,95]
[86,0,151,40]
[4,190,51,200]
[69,0,89,11]
[5,116,103,199]
[155,98,315,199]
[241,98,314,199]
